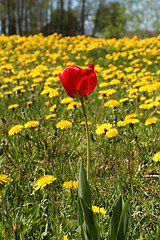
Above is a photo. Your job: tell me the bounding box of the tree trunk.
[81,0,85,35]
[2,18,6,34]
[66,0,71,35]
[7,0,17,35]
[92,0,102,37]
[59,0,64,33]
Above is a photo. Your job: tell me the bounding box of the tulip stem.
[80,97,90,182]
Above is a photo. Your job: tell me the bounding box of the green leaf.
[78,197,100,240]
[109,195,129,240]
[77,161,100,240]
[78,161,92,208]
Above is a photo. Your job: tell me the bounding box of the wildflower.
[24,121,39,128]
[8,125,24,136]
[125,118,139,124]
[8,104,19,109]
[26,101,32,105]
[104,99,120,108]
[92,205,106,215]
[35,175,57,191]
[67,101,80,110]
[56,120,72,129]
[45,101,50,106]
[125,113,138,120]
[99,207,107,215]
[116,120,126,127]
[58,63,97,98]
[145,117,158,126]
[50,104,56,112]
[98,89,116,99]
[95,123,112,135]
[99,82,108,88]
[152,151,160,162]
[4,91,13,96]
[13,86,24,92]
[0,174,10,184]
[63,236,68,240]
[80,121,92,125]
[106,128,118,138]
[46,114,56,119]
[63,180,78,189]
[49,89,59,98]
[60,97,73,104]
[119,98,128,103]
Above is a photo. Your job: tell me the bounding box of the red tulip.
[58,63,97,98]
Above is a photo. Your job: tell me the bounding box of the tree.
[81,0,86,35]
[92,1,127,39]
[41,8,80,36]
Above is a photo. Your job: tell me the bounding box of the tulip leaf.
[78,161,100,240]
[78,161,92,208]
[109,195,129,240]
[78,197,100,240]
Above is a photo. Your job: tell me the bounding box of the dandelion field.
[0,33,160,239]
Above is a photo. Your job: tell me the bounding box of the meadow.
[0,33,160,239]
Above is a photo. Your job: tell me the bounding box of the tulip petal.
[60,66,82,98]
[78,68,97,96]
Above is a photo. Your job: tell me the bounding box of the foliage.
[94,1,127,38]
[41,9,80,36]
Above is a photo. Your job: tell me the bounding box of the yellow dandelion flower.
[109,79,120,85]
[60,97,73,104]
[0,174,10,184]
[63,180,78,189]
[156,110,160,114]
[104,99,120,108]
[106,128,118,138]
[140,96,146,101]
[95,123,112,135]
[67,101,80,110]
[100,207,107,215]
[49,89,59,98]
[24,121,39,128]
[8,125,24,136]
[50,104,56,112]
[92,206,106,215]
[4,91,13,96]
[80,121,92,125]
[125,118,139,124]
[152,151,160,162]
[63,236,68,240]
[125,113,138,120]
[139,103,150,109]
[98,89,117,99]
[8,104,19,109]
[119,98,128,103]
[45,101,50,106]
[45,114,56,119]
[92,205,100,213]
[35,175,57,191]
[145,117,158,126]
[116,121,126,127]
[13,86,24,92]
[99,82,109,88]
[26,101,32,105]
[56,120,72,129]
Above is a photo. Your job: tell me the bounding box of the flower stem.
[80,97,90,182]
